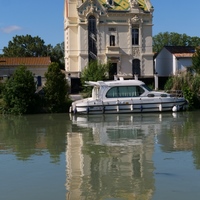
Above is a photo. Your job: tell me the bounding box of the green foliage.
[153,32,200,53]
[0,82,4,97]
[2,35,64,68]
[44,62,69,113]
[80,61,109,97]
[182,87,196,109]
[164,72,200,110]
[2,66,37,114]
[3,35,48,57]
[164,77,173,91]
[50,42,65,70]
[192,47,200,74]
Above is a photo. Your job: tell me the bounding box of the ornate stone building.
[64,0,154,80]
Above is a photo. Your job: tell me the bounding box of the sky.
[1,0,200,54]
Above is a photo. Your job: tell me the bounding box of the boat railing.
[165,90,184,97]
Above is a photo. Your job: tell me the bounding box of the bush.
[80,61,109,97]
[2,66,37,115]
[44,62,69,113]
[164,72,200,110]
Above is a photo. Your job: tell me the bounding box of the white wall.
[155,48,173,76]
[177,58,192,71]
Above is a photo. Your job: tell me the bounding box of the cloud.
[1,25,22,33]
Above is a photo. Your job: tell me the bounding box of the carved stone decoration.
[90,0,95,13]
[132,47,140,57]
[131,0,138,8]
[131,15,140,23]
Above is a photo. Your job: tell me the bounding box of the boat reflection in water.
[66,113,185,200]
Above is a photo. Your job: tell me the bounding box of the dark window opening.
[109,63,117,80]
[88,15,97,62]
[110,35,115,46]
[132,28,139,45]
[132,59,141,77]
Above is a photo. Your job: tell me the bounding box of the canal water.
[0,111,200,200]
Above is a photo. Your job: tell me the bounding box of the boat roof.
[85,79,145,87]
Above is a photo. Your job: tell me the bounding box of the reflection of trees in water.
[0,114,69,163]
[158,112,200,169]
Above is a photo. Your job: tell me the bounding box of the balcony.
[106,46,120,56]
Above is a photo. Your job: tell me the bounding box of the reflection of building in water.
[66,114,160,199]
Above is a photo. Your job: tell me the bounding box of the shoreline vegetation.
[1,68,200,115]
[164,71,200,110]
[0,72,200,115]
[0,63,72,115]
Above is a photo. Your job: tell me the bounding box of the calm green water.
[0,112,200,200]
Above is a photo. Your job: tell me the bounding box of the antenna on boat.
[114,74,118,80]
[134,73,138,80]
[114,75,124,81]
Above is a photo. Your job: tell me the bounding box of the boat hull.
[70,98,187,114]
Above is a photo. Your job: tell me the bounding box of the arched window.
[88,15,97,61]
[132,59,141,77]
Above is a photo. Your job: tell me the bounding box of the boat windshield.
[92,86,100,99]
[142,84,152,91]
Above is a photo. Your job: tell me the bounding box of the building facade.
[64,0,154,80]
[0,57,51,86]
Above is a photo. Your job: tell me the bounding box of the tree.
[3,34,49,57]
[50,42,65,69]
[80,61,109,96]
[153,32,200,53]
[192,47,200,74]
[44,62,69,113]
[2,66,37,114]
[2,35,65,69]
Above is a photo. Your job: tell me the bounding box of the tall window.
[109,63,117,80]
[132,28,139,45]
[132,59,140,76]
[110,35,115,46]
[88,15,97,61]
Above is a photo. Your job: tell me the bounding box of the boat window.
[160,94,167,97]
[106,87,118,98]
[106,86,144,98]
[147,94,155,97]
[141,84,152,91]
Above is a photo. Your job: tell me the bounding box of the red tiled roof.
[0,57,51,66]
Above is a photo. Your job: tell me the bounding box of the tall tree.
[50,42,65,69]
[44,62,69,113]
[153,32,200,53]
[2,66,37,114]
[3,34,49,57]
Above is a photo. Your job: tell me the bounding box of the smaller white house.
[154,46,195,77]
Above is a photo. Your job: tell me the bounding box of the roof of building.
[98,0,150,11]
[0,57,51,67]
[165,46,195,58]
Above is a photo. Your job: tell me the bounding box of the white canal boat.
[69,78,188,114]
